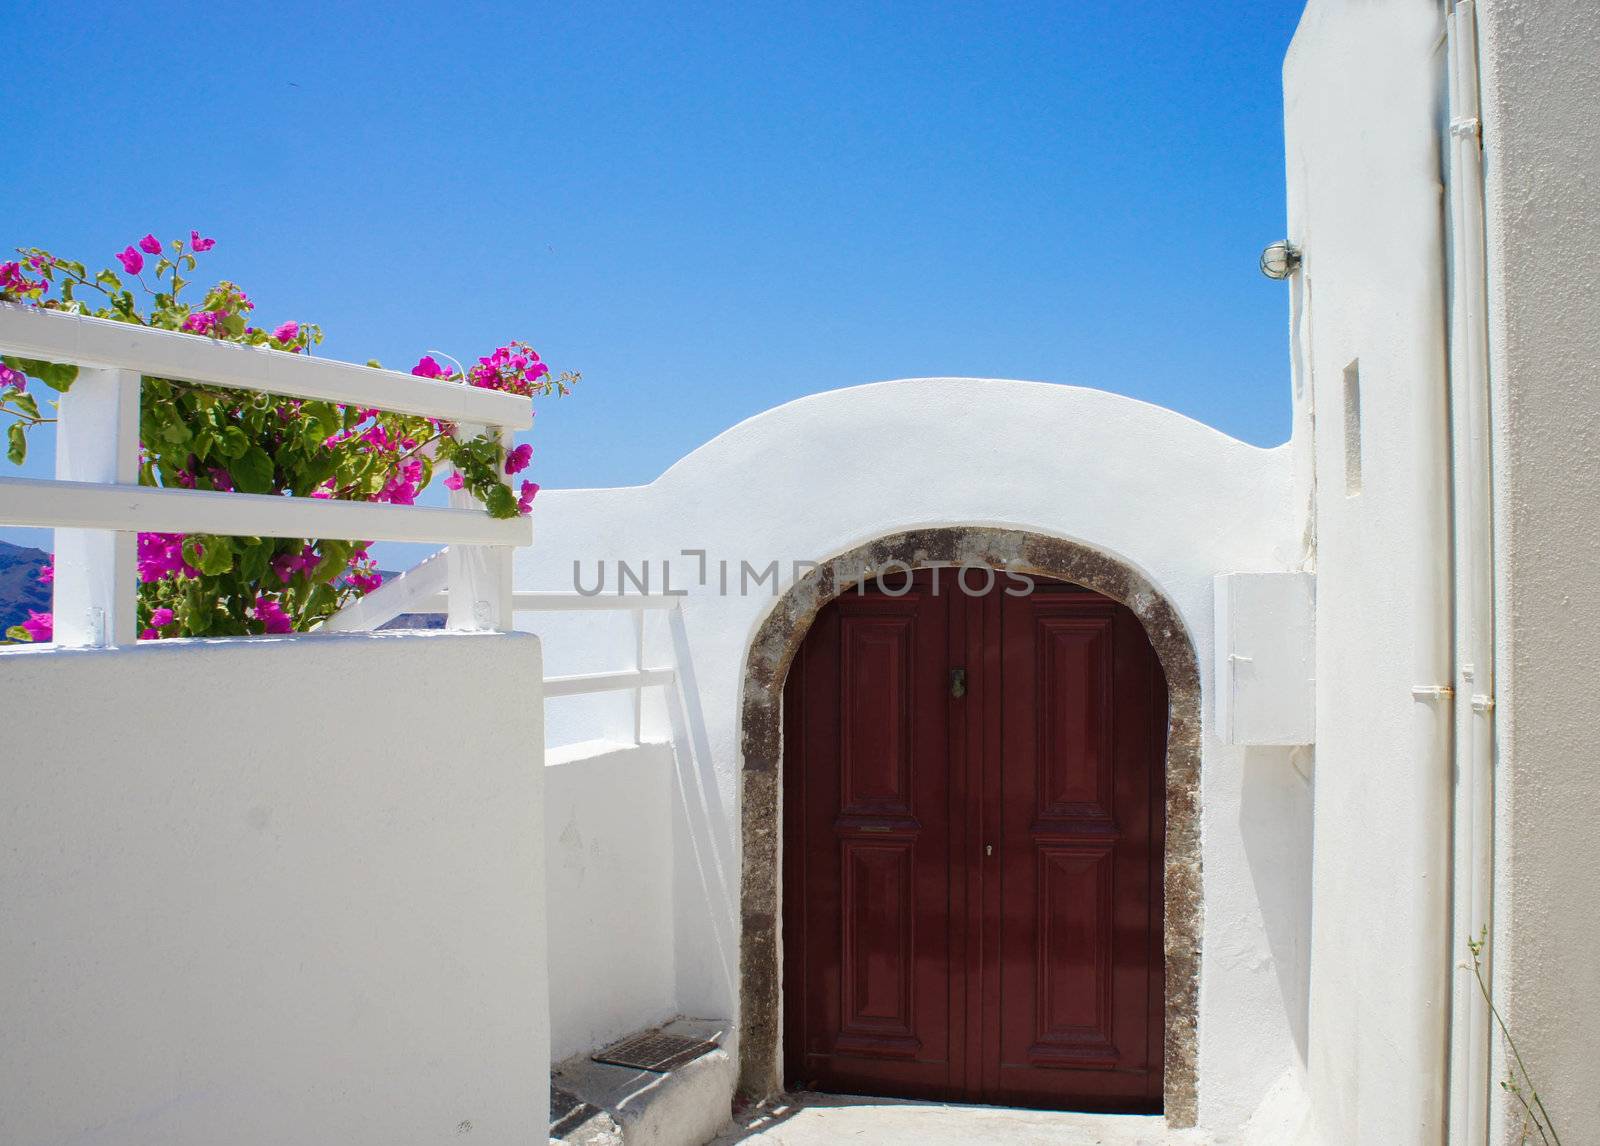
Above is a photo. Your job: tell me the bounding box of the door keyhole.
[950,667,967,698]
[986,844,993,857]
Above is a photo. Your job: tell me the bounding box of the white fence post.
[631,606,645,744]
[52,367,139,646]
[446,424,516,631]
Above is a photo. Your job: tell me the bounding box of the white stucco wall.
[1479,1,1600,1137]
[518,376,1314,1134]
[545,739,678,1062]
[1284,3,1454,1142]
[0,632,549,1146]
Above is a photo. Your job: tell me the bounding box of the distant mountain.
[0,539,50,634]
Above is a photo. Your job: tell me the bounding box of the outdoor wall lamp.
[1259,240,1302,280]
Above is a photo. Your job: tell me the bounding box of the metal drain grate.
[591,1029,718,1073]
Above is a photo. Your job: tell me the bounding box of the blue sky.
[3,2,1304,556]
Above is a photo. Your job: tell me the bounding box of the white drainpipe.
[1444,2,1497,1142]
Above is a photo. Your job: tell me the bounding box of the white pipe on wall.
[1444,2,1498,1142]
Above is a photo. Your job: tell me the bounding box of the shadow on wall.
[665,607,740,1017]
[1239,746,1316,1065]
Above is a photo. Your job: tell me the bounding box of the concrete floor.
[710,1093,1211,1145]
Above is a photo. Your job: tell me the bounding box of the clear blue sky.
[3,2,1303,556]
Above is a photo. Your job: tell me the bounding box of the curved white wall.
[518,377,1309,1133]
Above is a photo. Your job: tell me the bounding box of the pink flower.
[411,355,447,379]
[190,230,216,252]
[142,606,176,637]
[250,595,293,634]
[272,544,320,584]
[181,310,223,335]
[37,558,53,585]
[272,320,299,343]
[116,246,144,275]
[345,550,384,595]
[207,467,234,492]
[20,610,52,642]
[347,568,383,594]
[0,363,26,392]
[138,234,162,255]
[1,260,45,296]
[444,471,464,491]
[136,532,199,582]
[504,443,533,475]
[517,480,539,515]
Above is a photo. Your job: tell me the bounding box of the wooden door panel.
[784,575,957,1096]
[838,613,915,817]
[1034,841,1116,1058]
[990,588,1163,1110]
[1036,616,1115,822]
[836,839,918,1053]
[784,574,1165,1112]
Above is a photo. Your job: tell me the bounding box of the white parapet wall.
[545,738,678,1062]
[0,630,549,1146]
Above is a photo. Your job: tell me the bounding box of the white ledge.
[0,476,530,546]
[0,303,531,428]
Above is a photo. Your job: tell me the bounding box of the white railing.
[516,592,681,744]
[0,303,532,646]
[322,563,680,741]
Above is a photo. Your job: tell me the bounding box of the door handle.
[950,667,967,698]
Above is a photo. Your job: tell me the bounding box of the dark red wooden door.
[782,573,1165,1113]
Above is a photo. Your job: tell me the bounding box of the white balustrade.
[0,303,532,645]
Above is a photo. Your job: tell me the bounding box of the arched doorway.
[781,569,1166,1112]
[738,527,1202,1126]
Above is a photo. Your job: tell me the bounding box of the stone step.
[550,1018,735,1146]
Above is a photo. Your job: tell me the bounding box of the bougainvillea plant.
[1,232,575,642]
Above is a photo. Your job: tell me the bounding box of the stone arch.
[736,526,1202,1127]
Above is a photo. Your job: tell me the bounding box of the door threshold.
[716,1091,1212,1144]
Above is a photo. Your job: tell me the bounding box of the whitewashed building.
[3,2,1597,1144]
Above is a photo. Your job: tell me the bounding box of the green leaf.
[5,623,32,642]
[160,419,193,444]
[232,446,275,494]
[95,269,124,292]
[197,537,235,576]
[5,391,41,420]
[220,425,250,458]
[7,423,25,465]
[485,482,517,518]
[3,356,78,393]
[238,540,271,583]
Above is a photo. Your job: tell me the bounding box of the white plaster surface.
[0,631,549,1146]
[1478,0,1600,1137]
[546,739,679,1061]
[1284,3,1456,1142]
[518,377,1312,1135]
[1213,572,1315,746]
